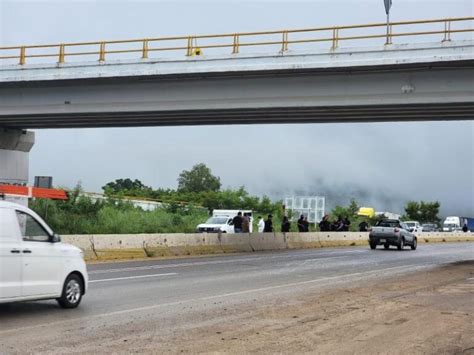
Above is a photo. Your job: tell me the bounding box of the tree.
[348,198,359,216]
[403,200,441,224]
[102,178,150,195]
[177,163,221,193]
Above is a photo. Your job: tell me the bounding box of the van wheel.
[57,274,83,309]
[397,238,405,250]
[411,238,417,250]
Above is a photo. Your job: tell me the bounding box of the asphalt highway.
[0,242,473,352]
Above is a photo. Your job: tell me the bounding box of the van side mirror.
[51,233,61,243]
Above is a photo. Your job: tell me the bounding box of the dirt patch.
[146,260,474,354]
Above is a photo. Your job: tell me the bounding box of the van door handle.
[10,249,20,254]
[22,250,32,254]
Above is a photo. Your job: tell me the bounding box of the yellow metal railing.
[0,17,472,66]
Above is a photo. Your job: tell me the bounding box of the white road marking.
[89,273,177,283]
[88,254,355,275]
[0,263,435,335]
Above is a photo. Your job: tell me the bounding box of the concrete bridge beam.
[0,129,35,185]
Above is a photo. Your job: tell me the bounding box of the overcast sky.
[1,0,473,216]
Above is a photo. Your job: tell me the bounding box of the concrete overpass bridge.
[0,17,473,185]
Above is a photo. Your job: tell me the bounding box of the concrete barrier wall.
[62,232,474,261]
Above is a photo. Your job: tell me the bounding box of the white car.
[404,221,423,234]
[0,201,88,308]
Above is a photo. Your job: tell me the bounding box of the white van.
[197,209,253,233]
[0,201,88,308]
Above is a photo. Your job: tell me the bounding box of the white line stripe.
[89,273,177,283]
[88,254,352,275]
[0,263,434,335]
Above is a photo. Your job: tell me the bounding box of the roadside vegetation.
[30,188,209,234]
[29,163,441,234]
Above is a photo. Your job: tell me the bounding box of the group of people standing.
[232,212,251,233]
[257,214,306,233]
[234,211,367,234]
[318,214,352,232]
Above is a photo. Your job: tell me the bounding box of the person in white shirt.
[257,216,265,233]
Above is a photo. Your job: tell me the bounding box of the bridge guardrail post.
[99,42,106,62]
[331,27,339,50]
[186,37,193,56]
[232,34,240,54]
[141,39,149,59]
[281,31,289,53]
[19,46,26,65]
[443,20,452,42]
[58,44,65,64]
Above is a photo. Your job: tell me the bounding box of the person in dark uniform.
[264,214,273,232]
[297,215,305,232]
[302,217,310,232]
[319,214,331,232]
[359,220,369,232]
[233,212,243,233]
[281,216,291,233]
[343,217,351,232]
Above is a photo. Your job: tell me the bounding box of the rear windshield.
[376,220,400,227]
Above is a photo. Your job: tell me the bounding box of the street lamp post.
[384,0,392,44]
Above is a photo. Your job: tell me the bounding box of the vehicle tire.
[384,243,390,250]
[397,238,405,251]
[57,274,83,309]
[411,238,417,250]
[369,242,377,250]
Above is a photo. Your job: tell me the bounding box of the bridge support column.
[0,129,35,185]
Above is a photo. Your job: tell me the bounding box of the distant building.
[284,196,325,223]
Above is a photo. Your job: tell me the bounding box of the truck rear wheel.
[397,238,405,251]
[369,242,377,250]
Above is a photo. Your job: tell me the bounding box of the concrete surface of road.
[0,243,473,354]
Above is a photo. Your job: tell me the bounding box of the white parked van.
[197,209,253,233]
[0,201,88,308]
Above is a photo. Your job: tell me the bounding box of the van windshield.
[205,217,229,224]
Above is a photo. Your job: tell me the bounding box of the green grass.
[30,197,208,234]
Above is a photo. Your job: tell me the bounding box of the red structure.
[0,184,68,200]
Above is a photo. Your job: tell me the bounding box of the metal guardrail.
[0,17,473,65]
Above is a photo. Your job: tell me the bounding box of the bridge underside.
[1,103,473,129]
[0,57,473,129]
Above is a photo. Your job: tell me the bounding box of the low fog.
[30,121,474,217]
